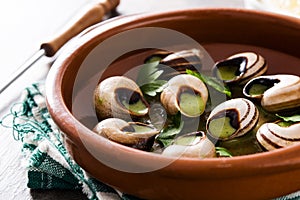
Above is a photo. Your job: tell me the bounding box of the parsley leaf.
[140,80,167,97]
[276,114,300,127]
[136,61,161,85]
[215,147,232,157]
[156,113,184,147]
[136,58,168,96]
[276,114,300,122]
[186,69,231,97]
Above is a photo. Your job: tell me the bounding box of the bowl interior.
[47,8,300,168]
[63,9,300,131]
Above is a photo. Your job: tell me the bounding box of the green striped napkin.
[0,83,138,200]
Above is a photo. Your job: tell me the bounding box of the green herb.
[156,113,184,147]
[276,121,294,127]
[275,114,300,127]
[140,80,167,96]
[215,147,232,157]
[186,69,232,97]
[276,114,300,122]
[136,59,168,96]
[136,61,161,85]
[121,100,148,115]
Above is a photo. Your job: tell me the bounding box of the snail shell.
[94,76,149,120]
[213,52,267,84]
[160,74,208,117]
[256,122,300,151]
[243,74,300,112]
[144,49,203,80]
[93,118,159,151]
[206,98,259,140]
[162,131,216,158]
[143,50,172,63]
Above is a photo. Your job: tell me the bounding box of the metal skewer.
[0,0,119,94]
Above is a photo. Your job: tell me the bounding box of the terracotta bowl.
[46,8,300,199]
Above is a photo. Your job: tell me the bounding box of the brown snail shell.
[160,74,208,117]
[93,118,159,151]
[256,122,300,151]
[143,50,172,63]
[94,76,149,120]
[213,52,267,84]
[243,74,300,112]
[206,98,259,140]
[162,131,216,158]
[144,49,203,80]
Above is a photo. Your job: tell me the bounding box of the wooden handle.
[41,0,120,57]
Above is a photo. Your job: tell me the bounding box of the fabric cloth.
[1,82,300,200]
[0,83,138,200]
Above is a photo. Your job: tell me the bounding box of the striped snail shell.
[162,131,216,158]
[256,122,300,151]
[206,98,259,140]
[144,49,203,80]
[93,118,159,151]
[243,74,300,112]
[94,76,149,120]
[213,52,267,85]
[160,74,208,117]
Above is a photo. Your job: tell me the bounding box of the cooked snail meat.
[213,52,267,84]
[206,98,259,140]
[94,76,149,120]
[243,74,300,112]
[160,74,208,117]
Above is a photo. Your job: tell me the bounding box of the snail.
[243,74,300,112]
[162,131,216,158]
[144,49,203,80]
[93,118,159,151]
[143,50,172,63]
[94,76,149,120]
[256,121,300,151]
[160,74,208,117]
[213,52,267,84]
[206,98,259,140]
[92,48,300,157]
